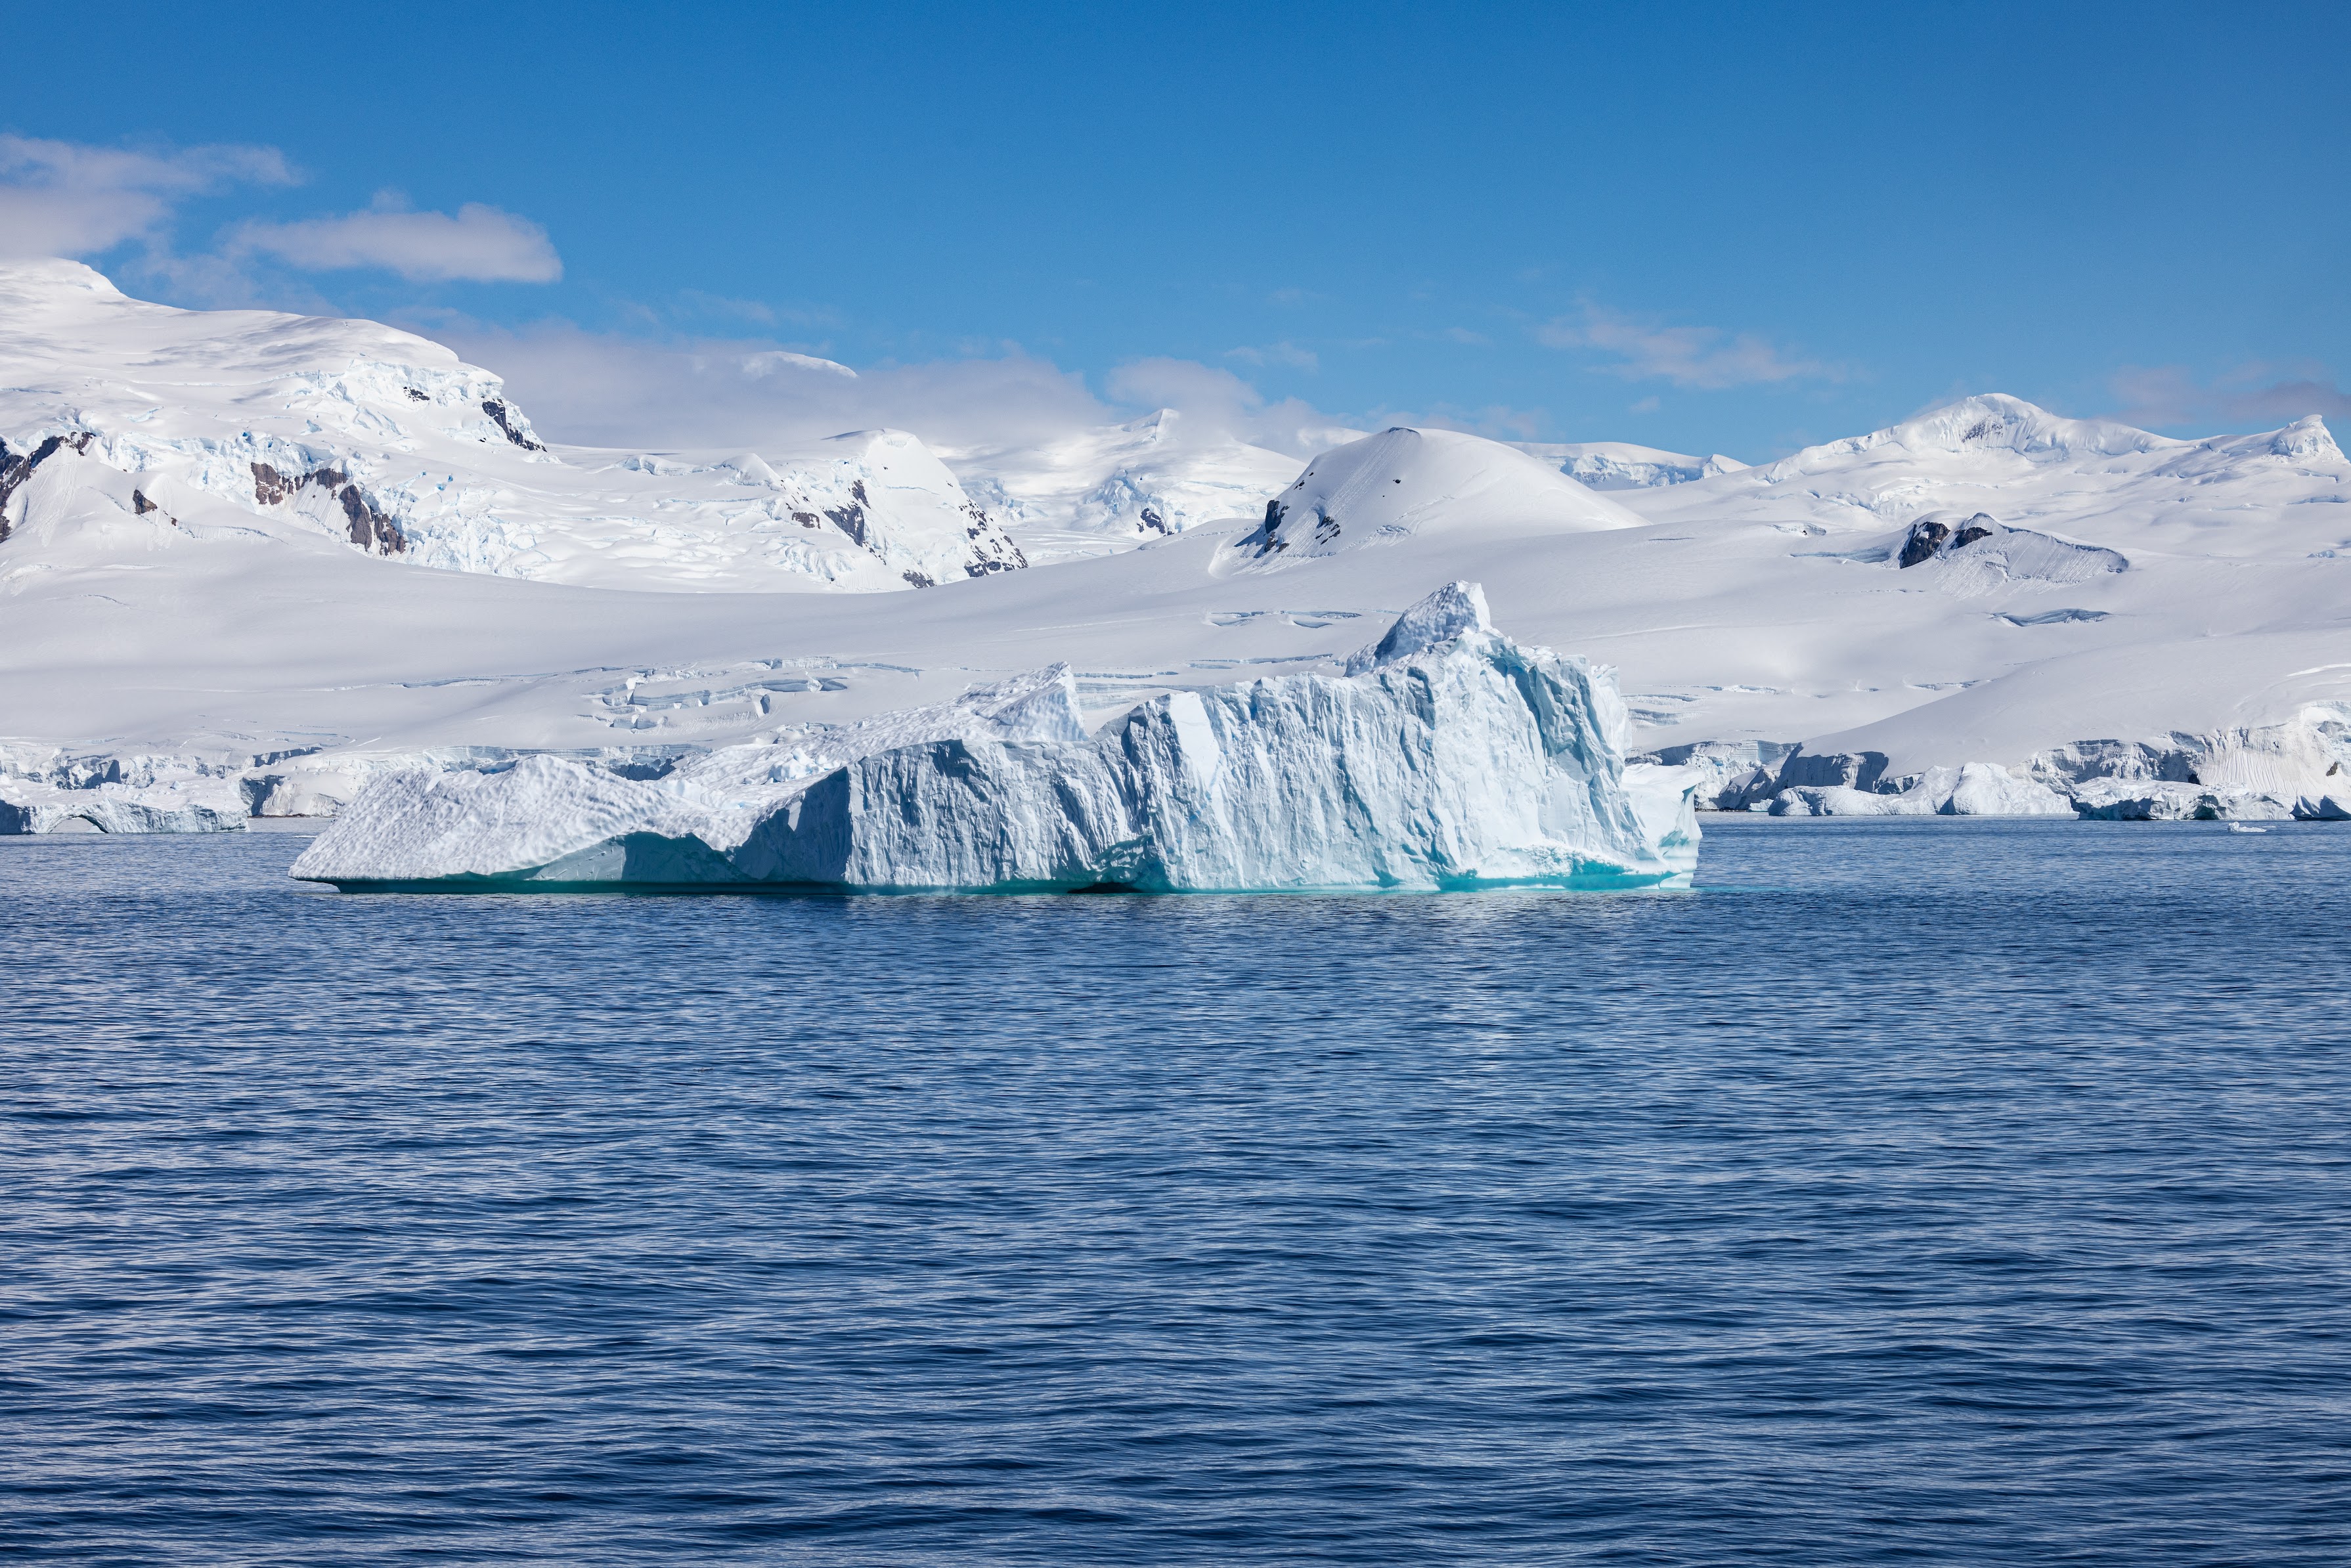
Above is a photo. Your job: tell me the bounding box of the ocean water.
[4,819,2348,1566]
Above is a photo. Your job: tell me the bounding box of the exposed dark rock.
[1245,498,1290,557]
[959,503,1026,577]
[791,510,821,528]
[131,490,174,525]
[0,431,97,544]
[405,388,429,403]
[481,398,546,452]
[250,460,406,554]
[823,500,868,546]
[1140,506,1169,536]
[1952,513,1997,548]
[250,460,296,506]
[1312,510,1342,545]
[901,571,935,588]
[335,483,405,554]
[1898,518,1952,567]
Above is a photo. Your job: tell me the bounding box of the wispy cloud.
[1224,340,1319,372]
[741,349,855,380]
[0,133,293,258]
[1536,302,1841,390]
[229,192,560,282]
[433,324,1109,454]
[2109,362,2351,429]
[1103,357,1347,454]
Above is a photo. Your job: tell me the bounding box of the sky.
[3,0,2347,462]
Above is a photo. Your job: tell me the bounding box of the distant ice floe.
[0,775,247,834]
[288,584,1702,893]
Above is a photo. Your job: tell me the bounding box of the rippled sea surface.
[5,820,2349,1565]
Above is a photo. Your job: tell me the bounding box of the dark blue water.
[5,821,2348,1565]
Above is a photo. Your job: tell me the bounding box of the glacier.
[5,263,2350,838]
[290,584,1701,893]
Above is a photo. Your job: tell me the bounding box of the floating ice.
[1764,762,2073,817]
[291,584,1700,892]
[0,776,246,834]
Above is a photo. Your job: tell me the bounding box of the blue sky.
[5,0,2346,460]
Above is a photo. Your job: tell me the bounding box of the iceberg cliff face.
[291,584,1700,892]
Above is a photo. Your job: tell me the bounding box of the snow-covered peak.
[1228,426,1642,569]
[1344,580,1493,674]
[1765,395,2178,481]
[0,261,1027,592]
[1517,439,1749,490]
[0,257,131,308]
[2268,414,2342,464]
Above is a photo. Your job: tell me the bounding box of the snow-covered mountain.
[1225,426,1642,567]
[948,408,1307,563]
[3,265,2348,831]
[1514,439,1749,490]
[0,259,1022,593]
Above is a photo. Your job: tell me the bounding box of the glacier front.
[290,583,1700,894]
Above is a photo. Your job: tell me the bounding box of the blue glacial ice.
[290,583,1701,892]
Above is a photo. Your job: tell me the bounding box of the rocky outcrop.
[250,461,406,555]
[481,397,547,452]
[0,431,96,543]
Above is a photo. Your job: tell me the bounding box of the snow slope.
[0,259,1022,594]
[3,269,2347,829]
[948,408,1308,563]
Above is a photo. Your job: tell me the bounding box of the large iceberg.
[290,583,1701,893]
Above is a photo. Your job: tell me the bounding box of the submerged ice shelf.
[290,584,1702,894]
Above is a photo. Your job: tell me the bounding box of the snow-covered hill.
[0,259,1022,593]
[3,266,2348,830]
[1224,426,1642,568]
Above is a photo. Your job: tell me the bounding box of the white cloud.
[2109,362,2351,429]
[0,133,293,258]
[1105,357,1350,455]
[433,324,1110,452]
[1537,303,1839,390]
[422,329,1359,462]
[229,195,561,282]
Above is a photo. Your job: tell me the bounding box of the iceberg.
[0,775,247,834]
[1763,762,2073,817]
[290,583,1700,893]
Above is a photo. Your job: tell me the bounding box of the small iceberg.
[2227,823,2270,835]
[290,582,1702,894]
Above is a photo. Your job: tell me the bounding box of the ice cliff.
[290,583,1702,892]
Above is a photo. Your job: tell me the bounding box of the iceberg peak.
[1345,580,1493,674]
